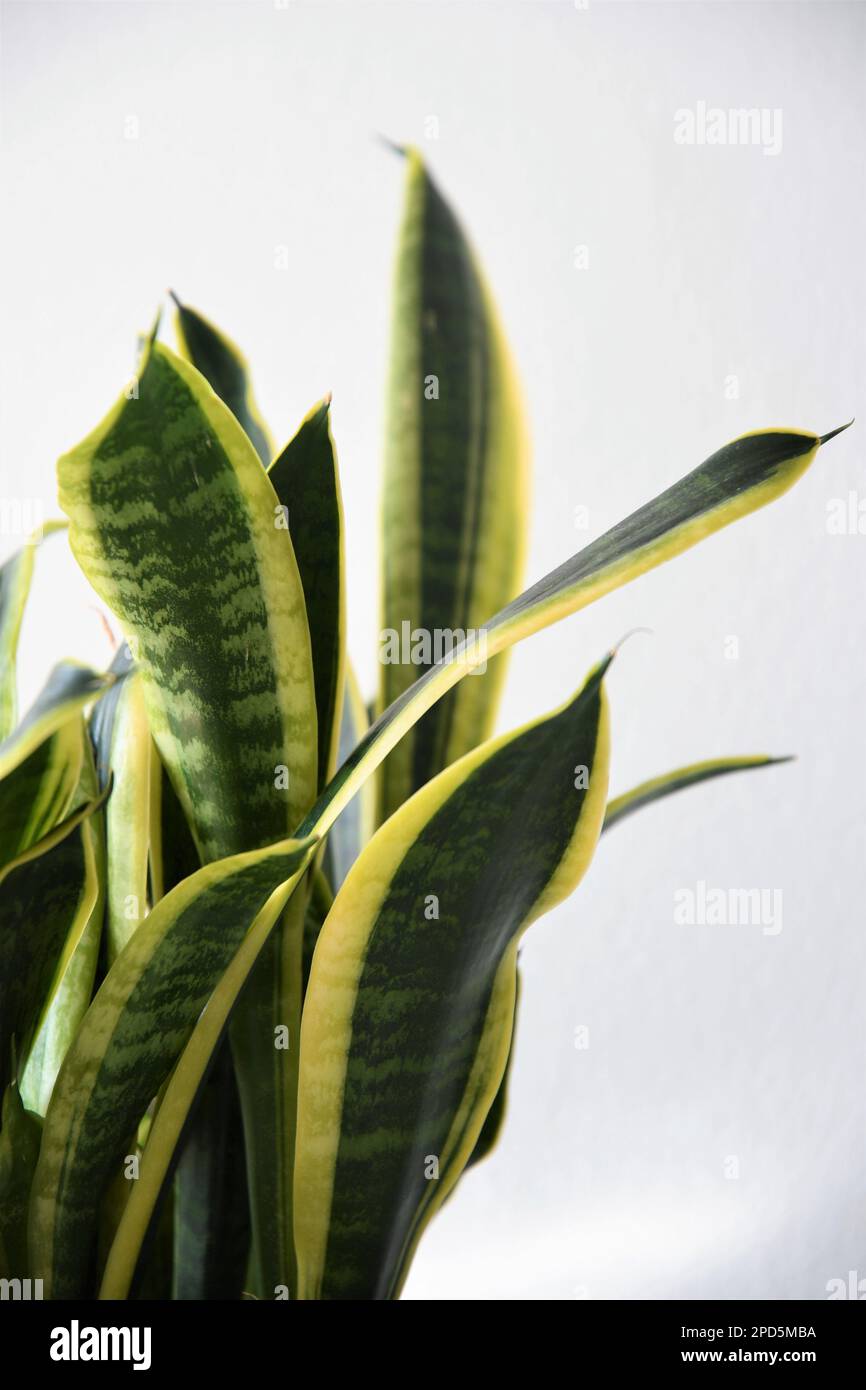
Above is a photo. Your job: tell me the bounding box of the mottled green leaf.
[294,658,611,1300]
[57,340,317,864]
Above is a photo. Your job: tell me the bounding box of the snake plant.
[0,148,850,1301]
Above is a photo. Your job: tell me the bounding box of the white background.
[1,0,864,1300]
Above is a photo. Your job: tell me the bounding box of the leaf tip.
[819,419,854,446]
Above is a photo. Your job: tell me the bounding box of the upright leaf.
[56,338,320,1292]
[102,672,154,960]
[172,293,273,465]
[269,398,346,791]
[80,420,848,1299]
[57,340,317,864]
[378,148,528,820]
[172,1043,250,1301]
[294,658,611,1300]
[19,736,105,1117]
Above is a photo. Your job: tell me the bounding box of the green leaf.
[56,339,321,1289]
[102,672,155,961]
[73,417,847,1300]
[0,720,83,871]
[19,736,106,1117]
[297,423,847,856]
[463,970,521,1171]
[377,148,528,821]
[0,1081,42,1279]
[98,420,848,1289]
[171,293,273,465]
[0,661,114,786]
[294,657,611,1300]
[268,398,346,791]
[0,793,104,1099]
[57,339,318,864]
[150,760,200,903]
[172,1042,250,1301]
[603,755,791,831]
[466,754,794,1175]
[31,833,317,1300]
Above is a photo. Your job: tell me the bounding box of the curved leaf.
[90,420,847,1299]
[0,661,113,785]
[603,754,791,831]
[106,421,848,1284]
[294,657,611,1300]
[297,423,847,853]
[466,753,794,1174]
[0,721,83,870]
[377,148,528,820]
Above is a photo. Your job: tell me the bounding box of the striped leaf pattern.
[294,658,611,1299]
[378,149,528,820]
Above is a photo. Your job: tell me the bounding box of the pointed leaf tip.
[375,132,407,157]
[819,420,854,446]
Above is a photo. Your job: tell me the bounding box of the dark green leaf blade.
[268,398,346,790]
[378,148,528,820]
[295,658,612,1300]
[172,294,273,465]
